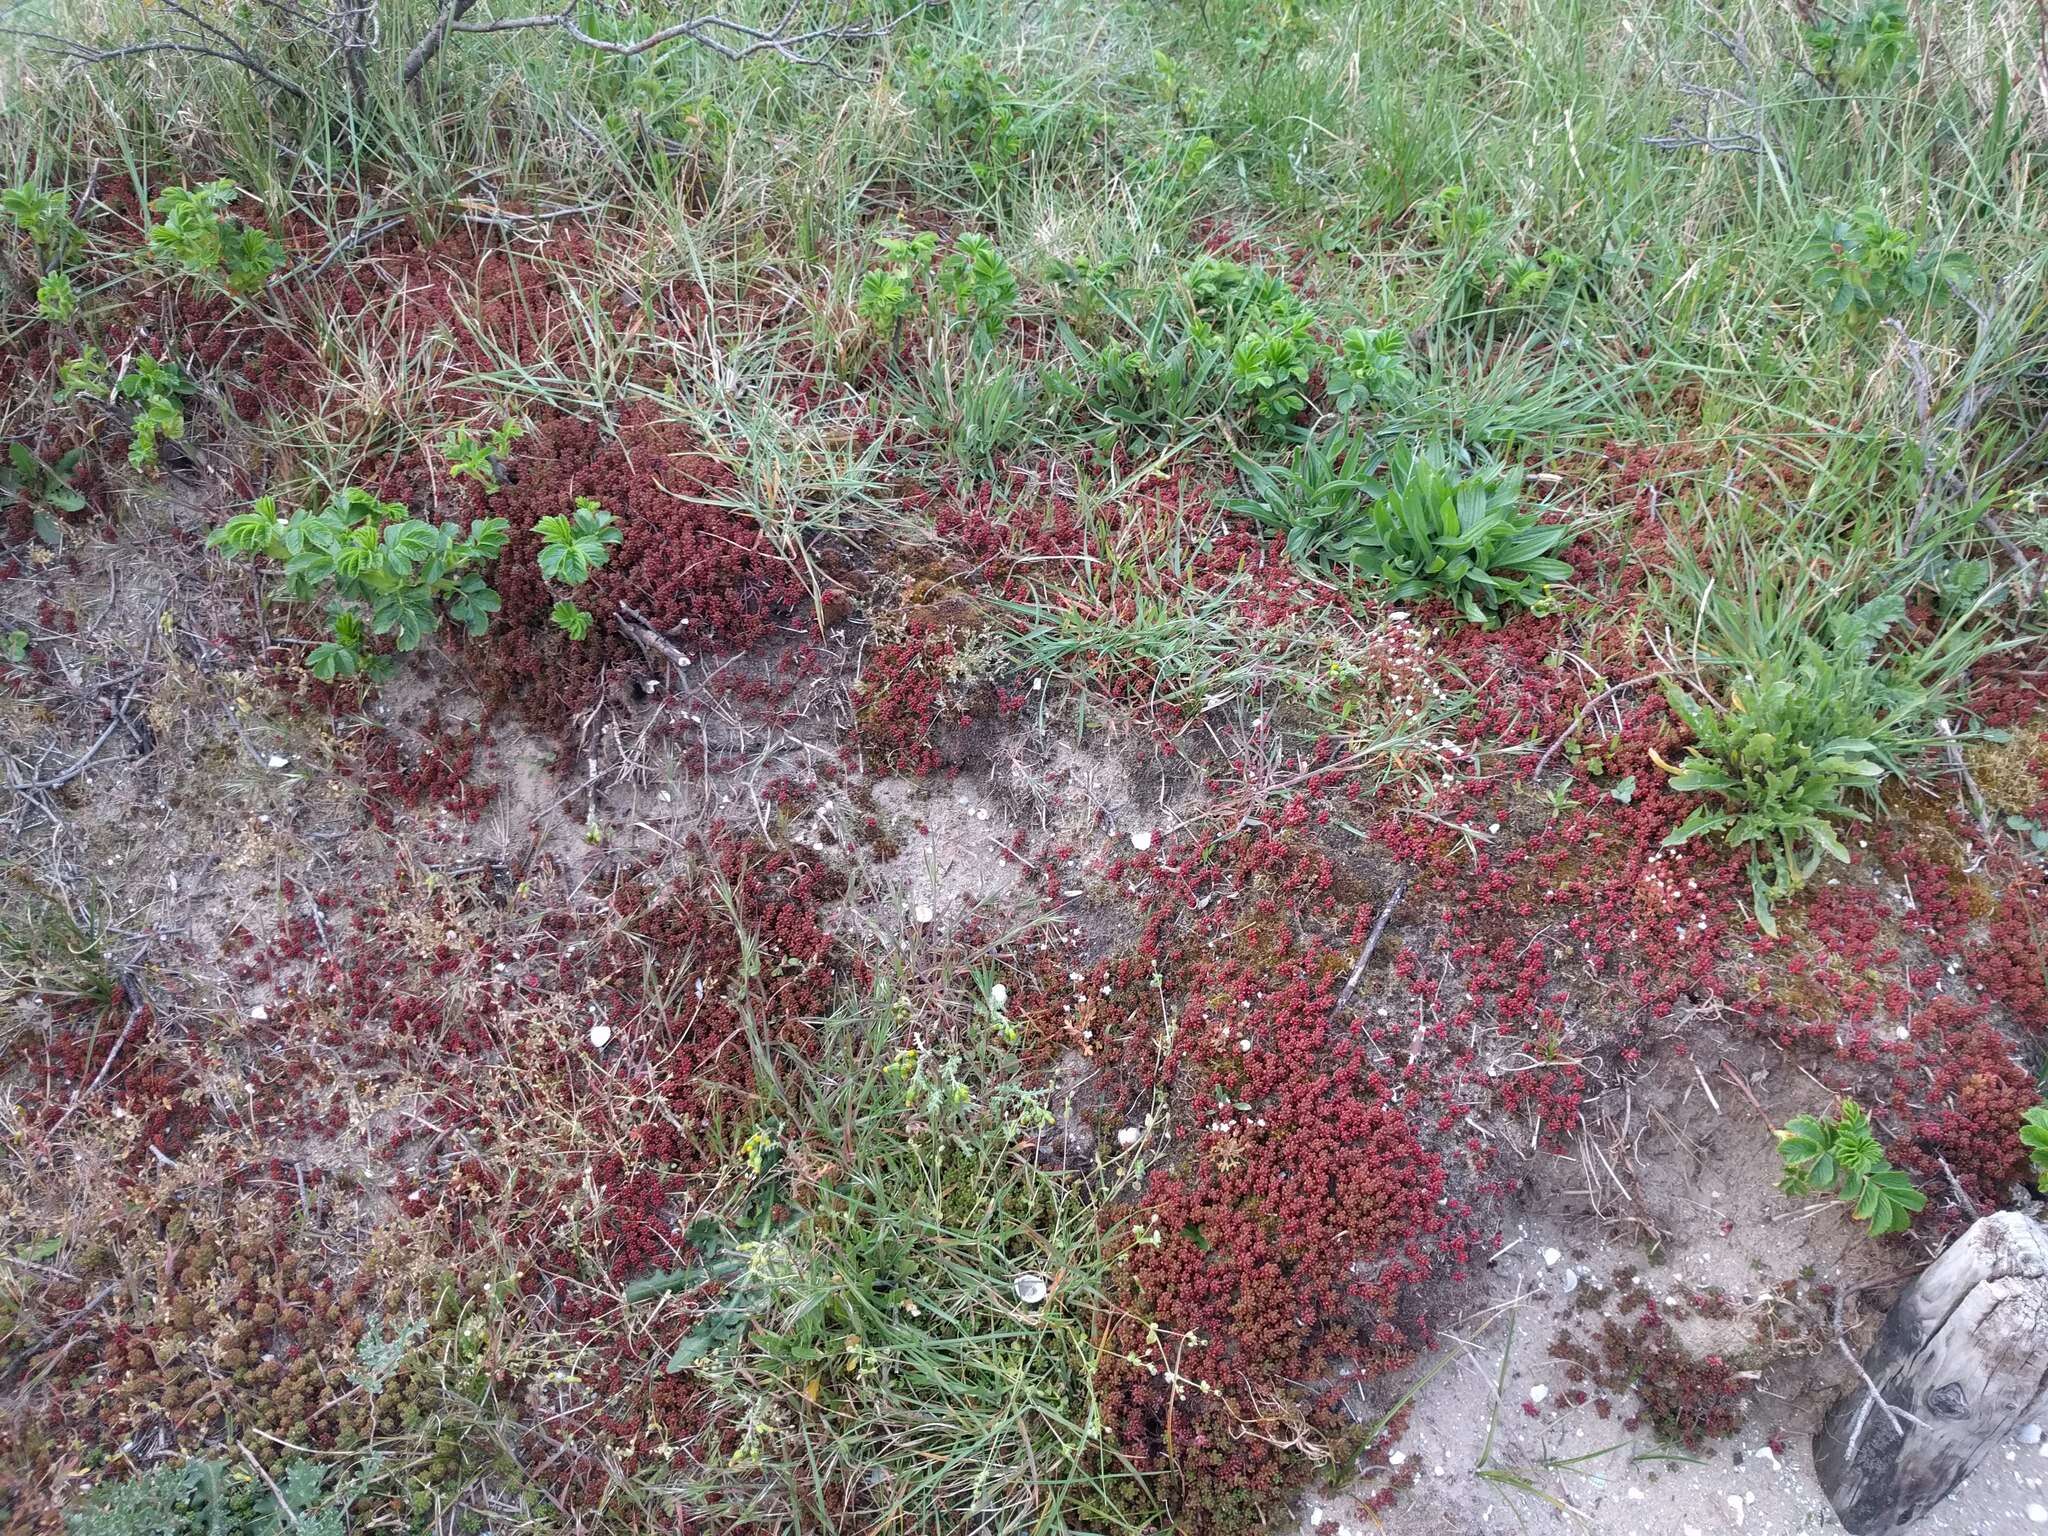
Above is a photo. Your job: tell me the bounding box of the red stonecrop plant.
[1887,1004,2037,1210]
[1030,806,1480,1531]
[1972,873,2048,1035]
[1546,1271,1746,1451]
[1101,1088,1450,1529]
[851,617,961,775]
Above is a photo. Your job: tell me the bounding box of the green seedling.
[211,489,509,679]
[440,417,525,493]
[1776,1099,1924,1236]
[145,181,283,295]
[534,497,622,586]
[1,442,86,545]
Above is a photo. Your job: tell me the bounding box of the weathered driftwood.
[1813,1211,2048,1534]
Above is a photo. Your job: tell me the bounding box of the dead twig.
[1645,28,1777,163]
[1832,1284,1929,1466]
[1335,883,1406,1014]
[1530,674,1667,781]
[0,18,311,102]
[47,982,148,1136]
[1936,718,1997,846]
[437,0,913,77]
[1934,1155,1980,1221]
[5,707,131,794]
[1718,1060,1776,1133]
[240,1442,307,1531]
[616,602,694,679]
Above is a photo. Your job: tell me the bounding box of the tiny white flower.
[989,983,1009,1010]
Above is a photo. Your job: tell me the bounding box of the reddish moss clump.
[1888,1003,2037,1208]
[851,617,960,776]
[1101,1090,1449,1530]
[1547,1275,1744,1451]
[487,410,808,730]
[340,711,499,829]
[1971,870,2048,1036]
[1018,806,1481,1532]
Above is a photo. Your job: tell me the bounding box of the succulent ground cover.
[3,1,2048,1533]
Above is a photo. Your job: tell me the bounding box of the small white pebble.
[2026,1506,2045,1526]
[913,902,934,925]
[1529,1384,1548,1403]
[265,754,289,769]
[248,1005,268,1021]
[588,1023,612,1049]
[1543,1247,1561,1267]
[1117,1127,1140,1148]
[2019,1424,2043,1446]
[1130,829,1153,851]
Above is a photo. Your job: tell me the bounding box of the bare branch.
[1642,125,1762,155]
[400,0,482,87]
[1646,26,1777,161]
[12,0,910,108]
[0,26,311,102]
[445,2,909,68]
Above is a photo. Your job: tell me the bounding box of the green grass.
[0,869,120,1013]
[644,984,1161,1534]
